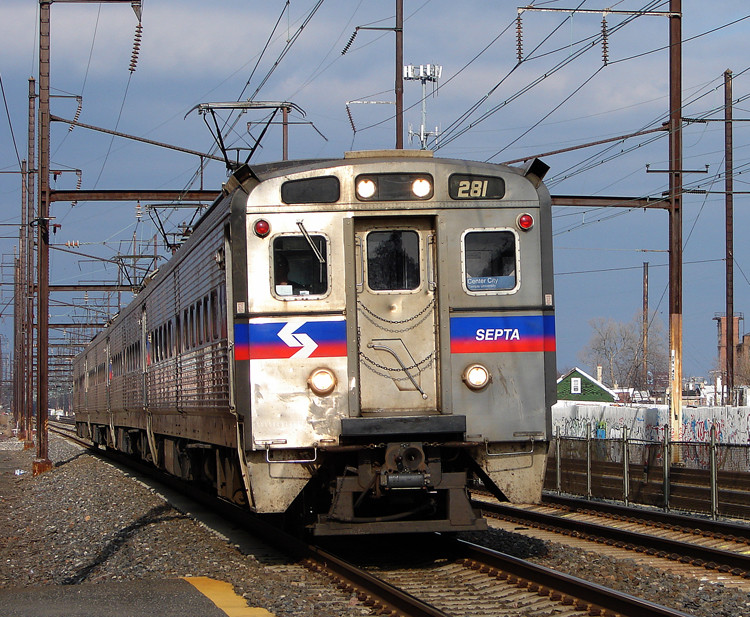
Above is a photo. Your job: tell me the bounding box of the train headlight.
[462,364,490,391]
[411,177,432,198]
[308,368,337,396]
[356,178,377,199]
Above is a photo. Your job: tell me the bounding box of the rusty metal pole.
[668,0,683,443]
[17,160,28,443]
[642,262,649,392]
[395,0,403,149]
[26,77,36,448]
[34,0,52,475]
[724,69,734,405]
[282,105,289,161]
[13,249,20,433]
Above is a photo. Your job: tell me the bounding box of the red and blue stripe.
[234,319,347,361]
[450,315,555,354]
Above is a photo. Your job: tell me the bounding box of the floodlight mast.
[404,64,442,149]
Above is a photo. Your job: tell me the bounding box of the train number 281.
[456,180,489,198]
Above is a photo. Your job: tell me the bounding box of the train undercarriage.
[77,421,503,535]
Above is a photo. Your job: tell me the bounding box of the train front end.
[230,151,555,535]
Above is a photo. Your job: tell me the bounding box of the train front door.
[354,217,439,413]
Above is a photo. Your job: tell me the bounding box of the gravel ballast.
[1,434,749,617]
[0,437,369,617]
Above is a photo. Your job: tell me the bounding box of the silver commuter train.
[73,150,556,535]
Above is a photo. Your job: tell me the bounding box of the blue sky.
[1,1,749,383]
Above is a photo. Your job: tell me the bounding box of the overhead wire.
[434,0,593,149]
[160,1,328,245]
[52,3,102,157]
[538,22,750,187]
[434,0,664,151]
[486,65,605,162]
[0,72,22,170]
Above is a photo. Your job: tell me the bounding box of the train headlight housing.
[411,177,432,198]
[308,368,336,396]
[462,364,490,391]
[356,178,377,199]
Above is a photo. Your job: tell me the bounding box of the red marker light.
[254,219,270,237]
[517,213,534,230]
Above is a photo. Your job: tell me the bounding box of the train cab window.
[463,230,518,293]
[366,230,420,291]
[281,176,340,204]
[272,234,328,298]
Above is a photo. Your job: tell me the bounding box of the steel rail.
[478,499,750,575]
[447,537,694,617]
[543,493,750,543]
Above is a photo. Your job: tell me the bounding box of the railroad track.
[543,492,750,544]
[49,419,84,443]
[47,424,695,617]
[474,493,750,590]
[318,533,694,617]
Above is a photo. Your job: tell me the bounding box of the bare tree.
[579,312,667,390]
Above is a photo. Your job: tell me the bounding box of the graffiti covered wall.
[553,402,750,444]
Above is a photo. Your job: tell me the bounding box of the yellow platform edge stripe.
[182,576,275,617]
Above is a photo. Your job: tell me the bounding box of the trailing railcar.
[73,150,556,535]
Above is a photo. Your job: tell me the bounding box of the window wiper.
[296,220,325,264]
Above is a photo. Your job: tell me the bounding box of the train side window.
[463,230,518,293]
[153,329,159,363]
[219,287,227,338]
[210,290,219,340]
[189,306,195,348]
[196,302,203,346]
[203,296,210,343]
[366,230,420,291]
[272,234,328,298]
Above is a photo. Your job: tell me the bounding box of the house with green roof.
[557,367,618,402]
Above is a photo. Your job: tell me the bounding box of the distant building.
[557,367,618,403]
[714,313,743,374]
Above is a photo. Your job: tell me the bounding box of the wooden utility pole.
[667,0,683,438]
[724,69,734,404]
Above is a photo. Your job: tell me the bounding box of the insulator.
[129,22,143,73]
[68,97,82,132]
[516,14,523,63]
[341,29,358,55]
[136,201,142,220]
[602,16,609,65]
[71,171,81,207]
[345,105,356,134]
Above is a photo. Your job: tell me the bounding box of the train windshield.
[463,230,517,292]
[366,230,420,291]
[272,235,328,297]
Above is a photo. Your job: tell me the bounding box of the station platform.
[0,576,275,617]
